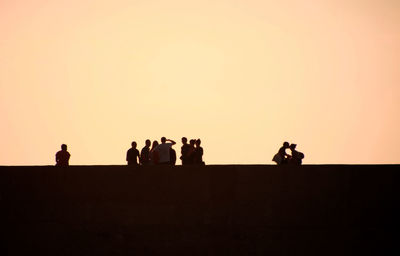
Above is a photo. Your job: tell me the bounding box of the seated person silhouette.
[126,141,140,165]
[272,141,290,165]
[288,143,304,165]
[140,139,151,165]
[55,144,70,166]
[154,137,176,165]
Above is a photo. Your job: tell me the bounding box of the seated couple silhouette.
[273,141,304,165]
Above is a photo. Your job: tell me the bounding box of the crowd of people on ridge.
[55,140,304,166]
[126,137,205,166]
[272,141,304,165]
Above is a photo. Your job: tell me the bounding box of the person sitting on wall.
[288,143,304,165]
[55,144,71,166]
[272,141,290,165]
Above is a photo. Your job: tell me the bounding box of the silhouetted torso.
[187,145,195,164]
[277,146,288,164]
[156,143,173,164]
[55,150,70,166]
[140,146,150,165]
[193,147,204,165]
[289,150,303,165]
[126,148,140,165]
[181,144,191,165]
[170,148,176,165]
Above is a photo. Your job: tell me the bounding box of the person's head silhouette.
[283,142,289,148]
[196,139,201,147]
[190,139,195,146]
[290,143,297,150]
[131,141,137,149]
[152,140,159,150]
[145,139,151,147]
[182,137,187,144]
[61,144,67,151]
[161,137,166,144]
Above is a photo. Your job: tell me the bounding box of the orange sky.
[1,0,399,165]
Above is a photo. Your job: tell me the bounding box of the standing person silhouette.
[55,144,70,166]
[170,148,177,166]
[187,139,196,164]
[155,137,176,165]
[140,139,151,165]
[193,139,205,165]
[180,137,191,165]
[149,140,159,165]
[126,141,140,165]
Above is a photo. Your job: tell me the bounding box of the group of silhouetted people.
[126,137,205,166]
[272,141,304,165]
[55,140,304,166]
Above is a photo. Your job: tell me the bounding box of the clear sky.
[1,0,399,165]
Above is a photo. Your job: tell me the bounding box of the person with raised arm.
[155,137,176,165]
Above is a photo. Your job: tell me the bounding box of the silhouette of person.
[126,141,140,165]
[187,139,196,164]
[288,143,304,165]
[180,137,191,165]
[193,139,205,165]
[140,139,151,165]
[154,137,176,165]
[55,144,70,166]
[170,148,177,166]
[149,140,159,165]
[272,141,290,165]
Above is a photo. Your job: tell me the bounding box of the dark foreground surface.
[1,165,399,255]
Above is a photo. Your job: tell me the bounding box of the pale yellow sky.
[1,0,399,165]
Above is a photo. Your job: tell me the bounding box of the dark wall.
[1,165,399,255]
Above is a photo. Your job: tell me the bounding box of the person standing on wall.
[126,141,140,165]
[140,139,151,165]
[180,137,191,165]
[155,137,176,165]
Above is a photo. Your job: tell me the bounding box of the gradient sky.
[1,0,399,165]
